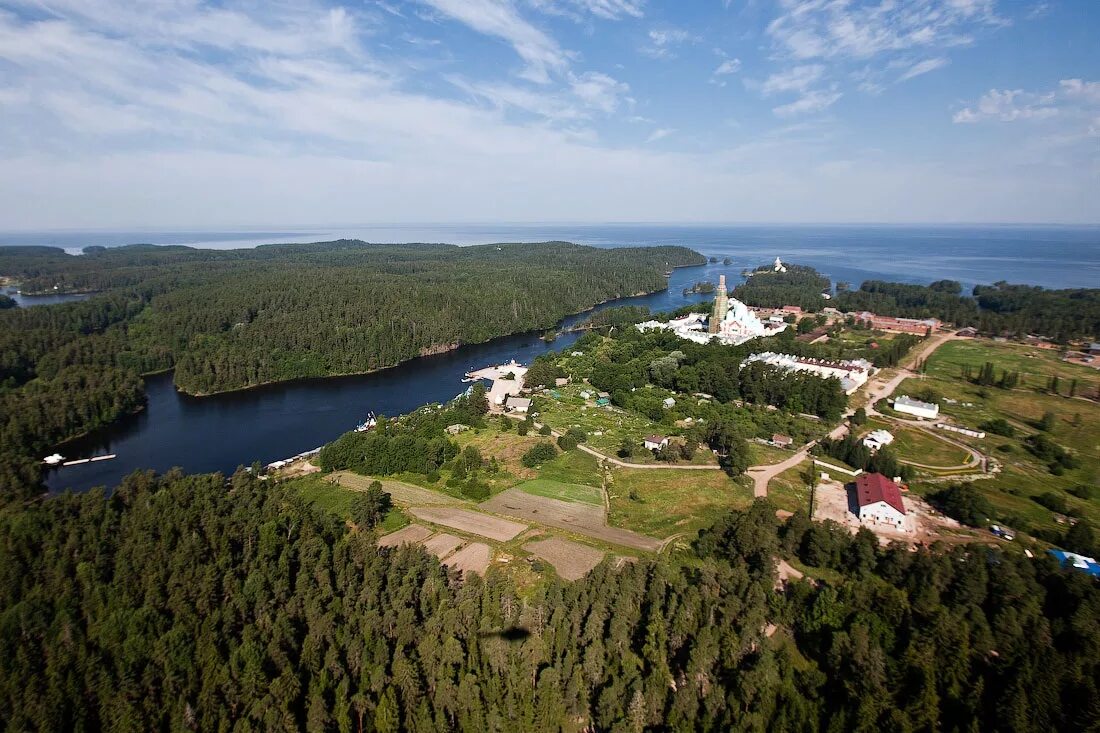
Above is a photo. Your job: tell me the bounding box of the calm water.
[17,224,1097,492]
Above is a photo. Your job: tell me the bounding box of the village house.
[643,435,669,451]
[893,395,939,419]
[505,396,531,414]
[770,433,793,448]
[855,473,907,529]
[862,429,894,452]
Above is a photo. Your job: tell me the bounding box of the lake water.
[18,224,1098,492]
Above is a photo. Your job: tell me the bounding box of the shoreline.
[174,274,701,398]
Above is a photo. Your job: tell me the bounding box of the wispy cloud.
[954,79,1098,124]
[417,0,569,83]
[641,27,696,59]
[759,64,824,95]
[897,57,948,82]
[645,127,674,142]
[773,89,842,118]
[529,0,644,21]
[767,0,1004,62]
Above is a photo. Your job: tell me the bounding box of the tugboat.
[354,411,377,432]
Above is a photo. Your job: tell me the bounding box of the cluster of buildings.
[637,275,788,346]
[465,360,531,413]
[854,312,940,335]
[741,352,874,394]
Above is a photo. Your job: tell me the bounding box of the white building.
[740,352,874,395]
[636,296,786,347]
[467,361,529,406]
[863,429,894,452]
[505,396,531,414]
[893,395,939,419]
[855,473,907,529]
[643,435,669,451]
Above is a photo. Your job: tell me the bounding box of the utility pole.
[808,458,817,519]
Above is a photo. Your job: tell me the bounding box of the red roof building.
[854,473,907,527]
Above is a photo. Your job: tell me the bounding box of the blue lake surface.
[14,223,1096,492]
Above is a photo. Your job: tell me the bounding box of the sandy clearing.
[330,471,466,506]
[481,489,661,552]
[408,507,528,541]
[444,543,492,576]
[523,537,605,581]
[421,533,465,559]
[378,524,433,548]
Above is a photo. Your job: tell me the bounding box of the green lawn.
[927,339,1100,394]
[895,338,1100,534]
[516,478,604,505]
[536,383,717,466]
[289,475,409,529]
[607,467,750,537]
[863,418,972,469]
[537,448,603,487]
[768,461,812,515]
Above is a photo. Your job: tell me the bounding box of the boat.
[43,453,65,465]
[354,411,377,432]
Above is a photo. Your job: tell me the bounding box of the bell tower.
[709,274,729,334]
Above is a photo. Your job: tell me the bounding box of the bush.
[617,438,634,459]
[557,434,578,451]
[979,418,1015,437]
[522,442,558,467]
[461,479,490,501]
[517,420,530,436]
[565,427,587,444]
[1069,484,1095,500]
[539,424,552,436]
[929,484,993,527]
[1033,491,1070,515]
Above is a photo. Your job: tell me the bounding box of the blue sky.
[0,0,1096,227]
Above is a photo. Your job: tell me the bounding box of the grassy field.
[536,383,717,466]
[289,474,409,530]
[768,461,812,515]
[897,338,1100,534]
[516,478,604,506]
[536,448,602,487]
[926,339,1100,393]
[863,418,972,469]
[607,467,750,537]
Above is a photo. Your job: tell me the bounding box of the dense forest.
[836,279,1100,342]
[0,241,703,504]
[1,470,1096,731]
[731,265,831,313]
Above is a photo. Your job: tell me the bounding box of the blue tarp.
[1049,549,1100,577]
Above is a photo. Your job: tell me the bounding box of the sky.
[0,0,1097,228]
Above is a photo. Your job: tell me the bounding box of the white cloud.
[417,0,569,83]
[645,127,674,142]
[773,89,842,118]
[529,0,644,21]
[767,0,1004,62]
[569,71,632,114]
[954,88,1058,123]
[641,27,696,59]
[713,59,742,76]
[759,64,824,95]
[897,57,948,82]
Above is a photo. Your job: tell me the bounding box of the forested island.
[1,246,1098,732]
[0,241,703,502]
